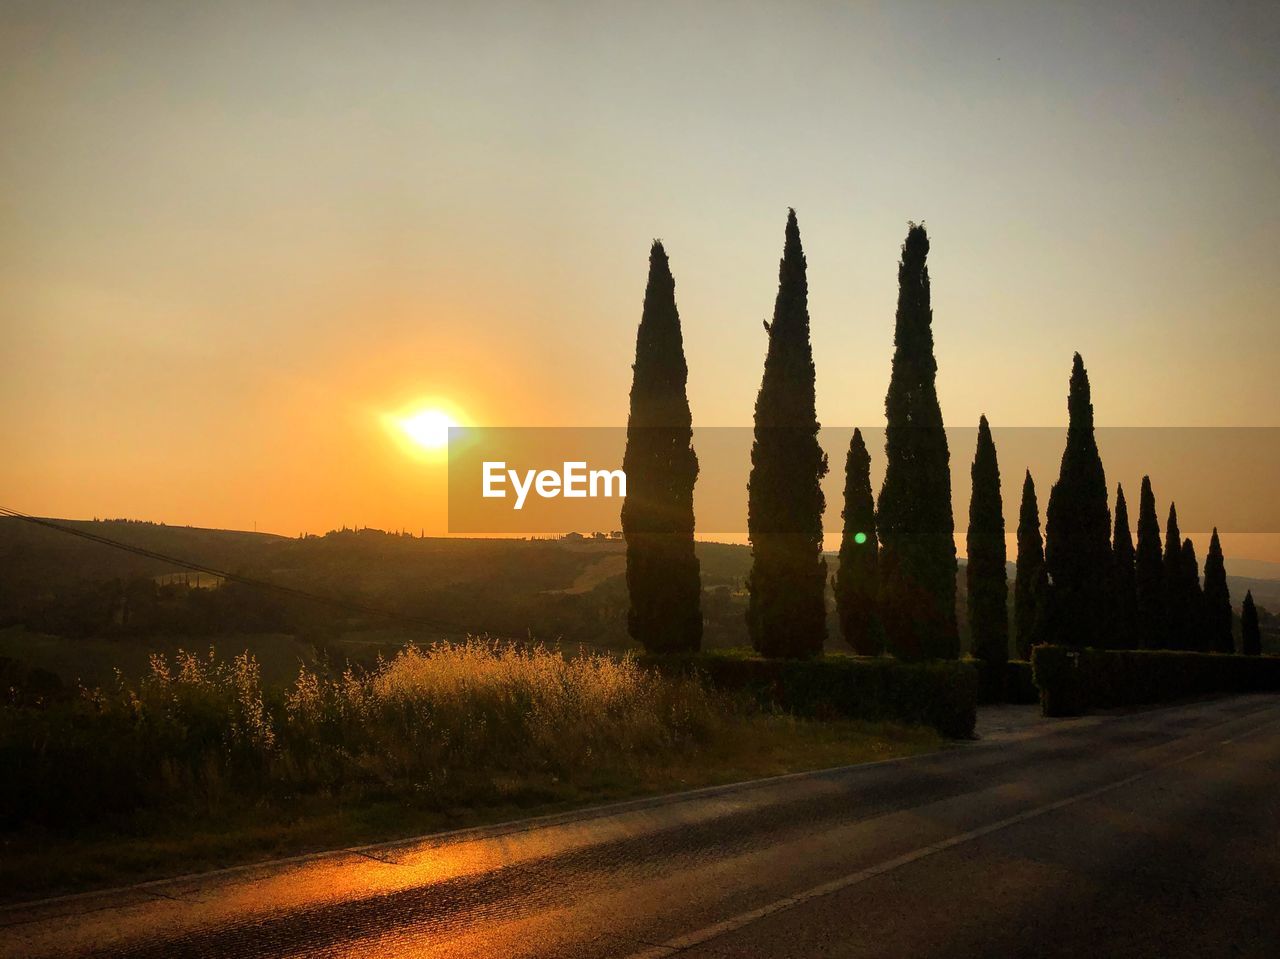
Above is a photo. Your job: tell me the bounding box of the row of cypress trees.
[976,355,1259,664]
[621,213,1262,660]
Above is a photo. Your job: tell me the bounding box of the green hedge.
[971,659,1038,705]
[641,650,977,738]
[1031,645,1280,717]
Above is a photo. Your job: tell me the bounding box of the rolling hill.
[1,517,1275,671]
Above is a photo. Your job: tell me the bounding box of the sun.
[399,408,459,450]
[382,399,470,461]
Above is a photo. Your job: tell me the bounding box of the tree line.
[621,211,1265,661]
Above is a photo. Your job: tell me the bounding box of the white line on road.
[620,713,1280,959]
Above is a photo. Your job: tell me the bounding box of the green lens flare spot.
[854,532,868,545]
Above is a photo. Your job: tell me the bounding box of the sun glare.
[399,409,458,450]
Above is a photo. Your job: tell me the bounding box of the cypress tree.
[1180,538,1205,651]
[967,416,1008,669]
[1135,476,1165,649]
[746,209,828,658]
[1043,354,1113,648]
[1112,484,1137,649]
[877,224,958,660]
[834,428,881,655]
[1203,528,1232,654]
[1241,590,1261,656]
[620,241,701,652]
[1163,503,1185,649]
[1014,470,1047,661]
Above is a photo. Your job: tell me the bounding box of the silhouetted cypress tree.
[967,416,1007,669]
[1163,503,1186,649]
[746,210,828,658]
[1112,484,1137,649]
[621,241,701,653]
[1135,476,1165,649]
[1241,590,1261,656]
[1043,354,1113,648]
[1180,538,1205,651]
[877,224,957,660]
[1014,470,1047,660]
[1203,528,1232,654]
[834,428,881,655]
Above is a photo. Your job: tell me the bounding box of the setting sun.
[382,400,469,462]
[399,409,459,450]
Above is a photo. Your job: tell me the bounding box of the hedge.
[641,650,977,738]
[1031,645,1280,717]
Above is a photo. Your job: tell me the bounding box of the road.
[3,695,1279,958]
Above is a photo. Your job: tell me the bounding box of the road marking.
[620,714,1280,959]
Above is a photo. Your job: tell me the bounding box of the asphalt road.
[4,695,1279,958]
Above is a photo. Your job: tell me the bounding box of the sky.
[2,1,1277,558]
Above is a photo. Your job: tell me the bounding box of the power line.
[0,507,454,634]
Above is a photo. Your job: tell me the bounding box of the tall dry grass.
[285,639,719,783]
[1,639,723,826]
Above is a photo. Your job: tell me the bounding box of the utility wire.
[0,507,454,634]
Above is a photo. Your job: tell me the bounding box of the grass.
[1,639,941,903]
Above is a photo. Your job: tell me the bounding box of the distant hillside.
[992,559,1280,615]
[1,518,1274,657]
[1221,576,1280,616]
[0,517,759,596]
[0,518,755,653]
[0,517,286,585]
[1223,558,1280,582]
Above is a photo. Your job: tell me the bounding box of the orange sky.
[2,2,1277,561]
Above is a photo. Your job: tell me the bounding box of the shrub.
[642,650,977,738]
[1031,645,1280,717]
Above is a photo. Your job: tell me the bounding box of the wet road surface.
[3,695,1278,958]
